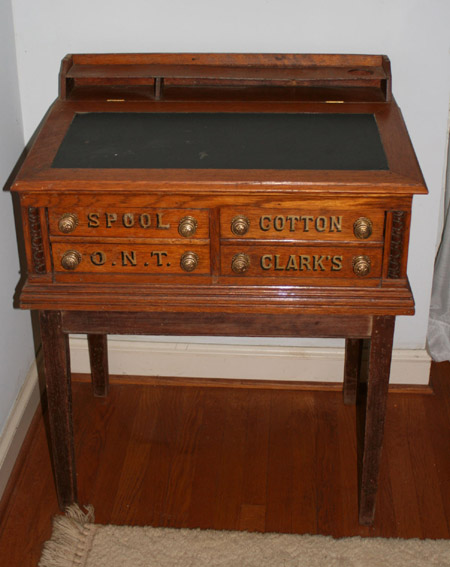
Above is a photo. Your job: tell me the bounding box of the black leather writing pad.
[52,112,389,170]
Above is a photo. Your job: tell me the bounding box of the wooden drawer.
[220,207,385,242]
[220,244,383,281]
[48,208,209,239]
[52,242,211,275]
[25,201,411,288]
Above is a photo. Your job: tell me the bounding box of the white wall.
[0,0,35,436]
[10,0,450,352]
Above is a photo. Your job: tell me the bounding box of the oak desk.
[11,53,427,526]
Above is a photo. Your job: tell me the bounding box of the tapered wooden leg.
[343,338,364,405]
[39,310,77,509]
[359,315,395,525]
[87,334,109,397]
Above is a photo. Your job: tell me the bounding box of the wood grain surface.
[0,363,449,567]
[7,53,428,532]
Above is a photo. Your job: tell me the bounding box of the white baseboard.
[0,359,40,501]
[69,337,432,386]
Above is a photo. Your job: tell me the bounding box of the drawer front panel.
[220,207,385,242]
[49,208,209,239]
[220,245,383,280]
[52,243,211,275]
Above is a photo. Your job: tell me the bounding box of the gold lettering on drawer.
[122,251,137,266]
[87,212,171,230]
[87,213,100,227]
[90,251,106,265]
[150,251,168,266]
[260,254,343,271]
[87,249,172,268]
[259,215,342,233]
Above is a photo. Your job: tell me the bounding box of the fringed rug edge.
[39,505,96,567]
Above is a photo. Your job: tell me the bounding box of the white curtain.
[428,135,450,361]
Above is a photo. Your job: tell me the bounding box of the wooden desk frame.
[40,310,393,526]
[11,53,427,527]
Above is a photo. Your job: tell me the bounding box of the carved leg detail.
[343,338,364,405]
[359,315,395,525]
[88,334,109,397]
[39,310,77,509]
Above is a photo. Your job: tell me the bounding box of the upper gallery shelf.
[60,53,392,102]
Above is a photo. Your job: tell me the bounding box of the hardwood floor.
[1,363,449,566]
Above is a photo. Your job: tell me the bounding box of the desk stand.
[40,310,394,526]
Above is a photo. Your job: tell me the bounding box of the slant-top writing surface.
[11,53,427,526]
[52,112,389,170]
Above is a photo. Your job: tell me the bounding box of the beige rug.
[39,506,450,567]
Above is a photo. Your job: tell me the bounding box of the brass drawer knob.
[178,216,198,238]
[232,253,250,274]
[231,215,250,236]
[180,251,199,272]
[58,213,79,234]
[61,250,82,270]
[353,217,373,239]
[353,255,371,276]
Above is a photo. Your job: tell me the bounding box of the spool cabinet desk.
[11,53,427,526]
